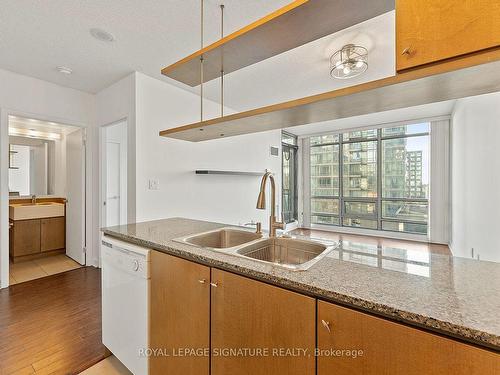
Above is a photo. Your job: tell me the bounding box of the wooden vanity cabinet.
[150,251,211,375]
[41,217,66,252]
[10,216,66,261]
[396,0,500,71]
[210,268,315,375]
[317,301,500,375]
[10,219,41,257]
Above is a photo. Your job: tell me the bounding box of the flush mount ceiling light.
[90,28,115,42]
[330,44,368,80]
[56,66,73,75]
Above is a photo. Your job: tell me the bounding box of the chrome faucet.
[256,171,284,237]
[31,195,36,204]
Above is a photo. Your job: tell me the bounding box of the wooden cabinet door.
[150,251,210,375]
[11,219,41,256]
[211,269,315,375]
[396,0,500,70]
[317,301,500,375]
[41,217,65,252]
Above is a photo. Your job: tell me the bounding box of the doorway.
[7,116,86,285]
[101,120,127,227]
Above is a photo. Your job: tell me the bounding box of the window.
[309,123,430,235]
[282,131,298,224]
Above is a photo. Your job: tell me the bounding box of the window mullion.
[339,133,344,227]
[377,128,382,230]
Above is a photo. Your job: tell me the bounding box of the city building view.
[310,123,429,234]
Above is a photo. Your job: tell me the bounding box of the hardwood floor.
[0,267,108,375]
[290,228,451,256]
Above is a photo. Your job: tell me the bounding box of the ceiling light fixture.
[90,28,115,42]
[9,127,61,140]
[330,44,368,79]
[56,66,73,75]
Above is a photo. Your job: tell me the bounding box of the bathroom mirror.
[8,136,58,197]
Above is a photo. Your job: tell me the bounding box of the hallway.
[0,267,107,374]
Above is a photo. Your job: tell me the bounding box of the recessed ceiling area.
[9,116,81,139]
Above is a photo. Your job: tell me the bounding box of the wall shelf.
[195,170,263,176]
[161,0,394,86]
[159,50,500,142]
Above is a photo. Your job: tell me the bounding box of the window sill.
[310,223,430,243]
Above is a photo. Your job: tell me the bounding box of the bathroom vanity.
[9,197,66,262]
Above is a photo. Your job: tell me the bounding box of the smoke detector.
[90,28,115,42]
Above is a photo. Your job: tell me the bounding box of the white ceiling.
[203,11,395,112]
[0,1,396,114]
[0,0,291,94]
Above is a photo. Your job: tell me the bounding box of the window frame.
[282,131,299,224]
[307,124,430,236]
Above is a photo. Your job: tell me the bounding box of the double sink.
[175,228,337,271]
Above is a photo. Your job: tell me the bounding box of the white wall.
[8,144,30,195]
[31,143,48,195]
[95,74,136,267]
[54,136,66,196]
[451,92,500,262]
[0,68,95,288]
[135,72,282,226]
[95,74,136,224]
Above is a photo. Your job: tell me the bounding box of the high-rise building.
[406,151,424,198]
[309,125,429,234]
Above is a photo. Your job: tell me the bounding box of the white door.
[106,142,121,227]
[66,129,86,265]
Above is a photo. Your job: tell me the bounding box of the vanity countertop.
[102,217,500,351]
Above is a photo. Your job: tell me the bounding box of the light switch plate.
[148,179,160,190]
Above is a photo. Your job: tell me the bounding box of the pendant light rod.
[200,0,204,122]
[220,4,225,117]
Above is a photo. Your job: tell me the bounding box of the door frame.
[0,108,89,288]
[99,118,127,267]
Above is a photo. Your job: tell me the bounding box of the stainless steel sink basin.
[179,228,262,249]
[236,237,335,271]
[175,227,337,271]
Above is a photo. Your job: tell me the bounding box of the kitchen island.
[102,217,500,374]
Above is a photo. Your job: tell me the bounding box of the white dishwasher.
[101,235,150,375]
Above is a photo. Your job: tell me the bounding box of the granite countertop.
[102,217,500,351]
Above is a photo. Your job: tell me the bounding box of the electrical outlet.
[148,179,160,190]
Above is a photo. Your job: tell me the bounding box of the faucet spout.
[256,171,284,237]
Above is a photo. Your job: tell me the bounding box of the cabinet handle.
[321,319,331,333]
[198,279,207,284]
[210,282,219,288]
[401,47,412,55]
